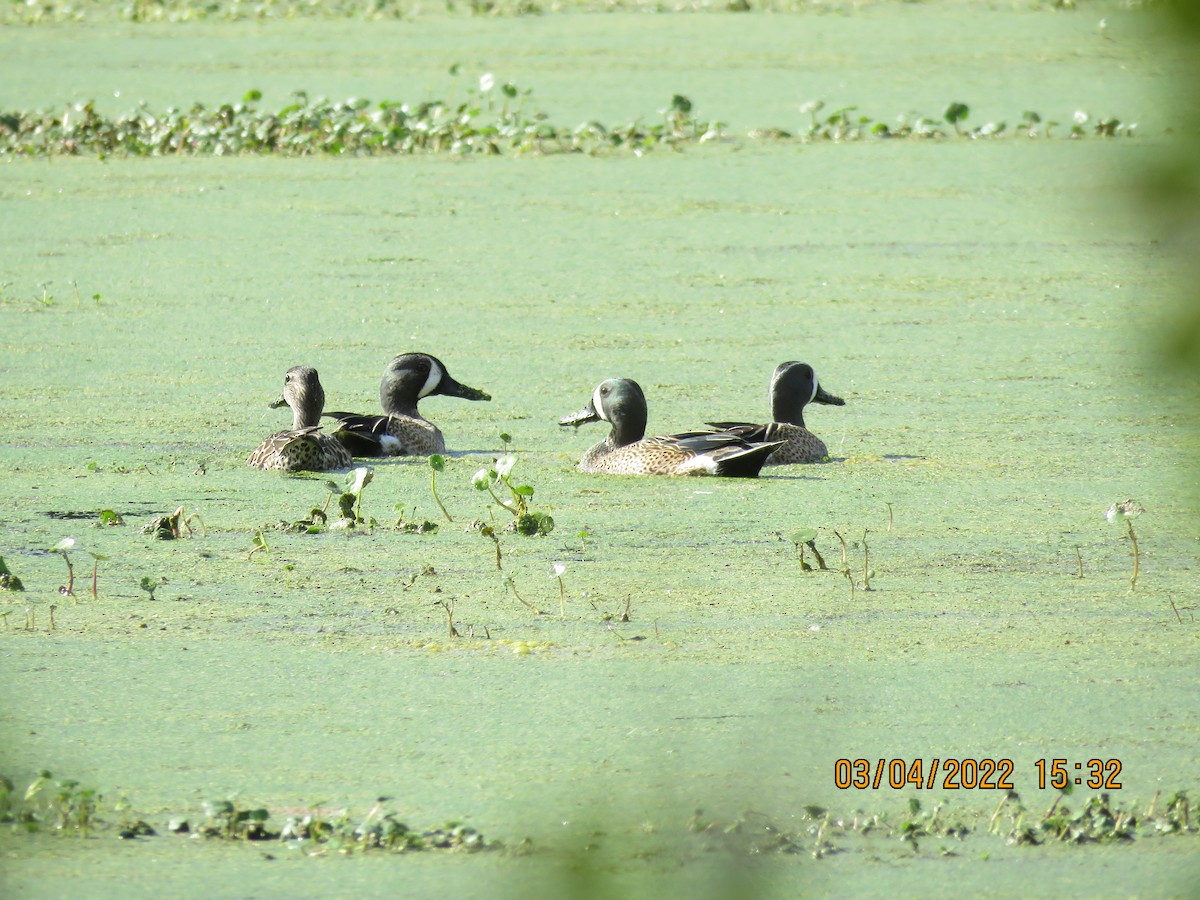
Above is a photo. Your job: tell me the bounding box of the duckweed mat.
[2,3,1198,897]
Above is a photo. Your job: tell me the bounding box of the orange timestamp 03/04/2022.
[833,758,1124,791]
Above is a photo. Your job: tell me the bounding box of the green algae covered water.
[1,5,1198,897]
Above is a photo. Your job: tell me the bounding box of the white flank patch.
[678,455,719,475]
[380,435,403,455]
[592,383,610,422]
[418,358,444,398]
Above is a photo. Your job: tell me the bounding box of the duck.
[708,361,845,464]
[248,366,353,472]
[559,377,783,477]
[323,352,491,457]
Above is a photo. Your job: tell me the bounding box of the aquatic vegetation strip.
[0,0,1070,25]
[0,88,1134,159]
[3,772,1195,860]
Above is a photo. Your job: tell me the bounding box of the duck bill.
[814,384,845,406]
[269,395,288,409]
[438,378,491,402]
[559,402,600,428]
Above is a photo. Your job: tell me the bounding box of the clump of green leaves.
[788,528,827,572]
[200,798,272,840]
[139,575,167,600]
[195,795,495,852]
[395,506,440,534]
[141,506,203,540]
[17,771,100,837]
[0,556,24,591]
[330,467,376,530]
[472,454,554,536]
[247,530,269,559]
[0,81,1133,160]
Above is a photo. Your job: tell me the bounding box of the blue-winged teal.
[248,366,353,472]
[324,352,491,457]
[708,361,845,464]
[559,377,783,477]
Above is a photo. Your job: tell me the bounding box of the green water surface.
[1,4,1198,897]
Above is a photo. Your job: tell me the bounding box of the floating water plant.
[332,467,376,529]
[473,454,554,536]
[0,86,1134,161]
[944,101,970,136]
[97,509,124,527]
[503,573,541,615]
[142,506,203,540]
[1106,499,1144,591]
[550,561,567,617]
[437,598,459,638]
[402,564,436,591]
[0,556,24,592]
[139,575,167,600]
[51,538,75,597]
[861,529,874,591]
[87,552,106,600]
[22,771,100,837]
[201,798,271,841]
[395,506,439,534]
[474,522,503,570]
[788,528,827,571]
[428,454,453,522]
[247,530,269,559]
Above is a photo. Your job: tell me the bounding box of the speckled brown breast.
[383,414,445,456]
[248,428,352,472]
[763,423,830,465]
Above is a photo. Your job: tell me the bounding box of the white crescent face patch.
[592,382,611,422]
[418,357,445,399]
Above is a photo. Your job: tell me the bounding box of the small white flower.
[494,455,517,479]
[472,468,492,490]
[54,537,75,552]
[1073,110,1089,125]
[550,562,567,578]
[347,466,373,495]
[480,73,495,92]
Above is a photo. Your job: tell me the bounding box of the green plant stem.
[486,484,519,515]
[1126,519,1140,591]
[60,552,74,596]
[861,529,871,591]
[430,470,453,522]
[507,577,540,615]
